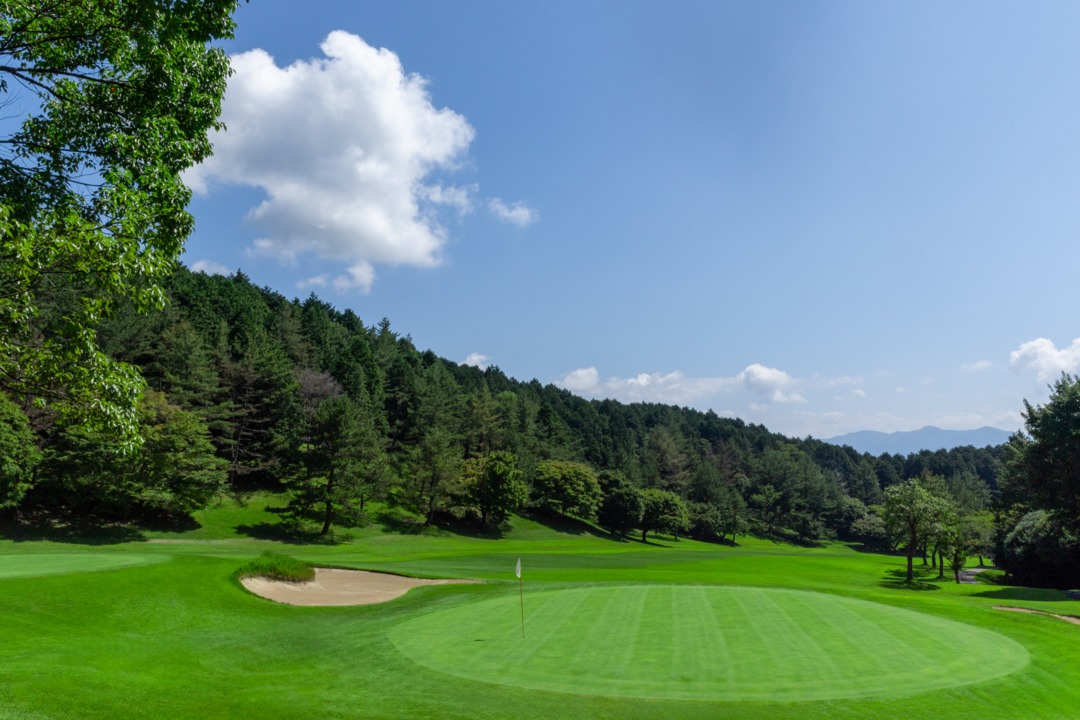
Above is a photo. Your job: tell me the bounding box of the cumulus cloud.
[297,274,329,289]
[557,367,601,394]
[186,31,480,293]
[737,363,806,404]
[463,353,492,370]
[853,388,867,399]
[189,259,231,276]
[1010,338,1080,383]
[488,198,539,227]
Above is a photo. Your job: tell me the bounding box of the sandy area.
[993,605,1080,625]
[241,568,481,606]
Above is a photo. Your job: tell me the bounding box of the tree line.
[0,267,1007,556]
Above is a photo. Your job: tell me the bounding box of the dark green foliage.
[994,374,1080,588]
[236,551,315,583]
[1001,510,1080,589]
[0,394,40,509]
[597,485,643,539]
[281,387,388,535]
[33,390,224,521]
[8,266,1008,540]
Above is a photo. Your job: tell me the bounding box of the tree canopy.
[0,0,239,443]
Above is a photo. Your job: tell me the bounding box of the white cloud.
[961,360,994,372]
[185,31,477,292]
[555,362,810,407]
[557,367,601,393]
[463,353,492,370]
[189,259,231,276]
[737,363,806,404]
[332,263,376,293]
[853,388,867,399]
[488,198,539,227]
[1010,337,1080,383]
[297,274,329,289]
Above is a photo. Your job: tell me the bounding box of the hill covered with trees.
[1,268,1012,566]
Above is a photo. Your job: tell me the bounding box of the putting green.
[389,585,1029,701]
[0,553,168,580]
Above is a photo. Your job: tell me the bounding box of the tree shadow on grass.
[879,566,943,591]
[973,587,1074,603]
[0,517,146,545]
[523,510,684,547]
[236,520,345,544]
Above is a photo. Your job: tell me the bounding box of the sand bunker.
[994,605,1080,625]
[242,568,480,606]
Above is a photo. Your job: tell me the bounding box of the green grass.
[1,494,1079,720]
[389,585,1028,701]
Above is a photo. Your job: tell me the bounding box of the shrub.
[236,552,315,583]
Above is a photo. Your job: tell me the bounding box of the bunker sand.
[242,568,480,606]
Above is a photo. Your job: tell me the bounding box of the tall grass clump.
[235,551,315,583]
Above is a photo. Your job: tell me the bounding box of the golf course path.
[242,568,481,606]
[994,605,1080,625]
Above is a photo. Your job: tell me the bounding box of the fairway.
[0,552,168,579]
[390,584,1029,702]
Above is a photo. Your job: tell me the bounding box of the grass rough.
[235,551,315,583]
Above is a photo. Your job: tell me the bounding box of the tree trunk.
[321,471,335,535]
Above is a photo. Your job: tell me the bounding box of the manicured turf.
[1,495,1079,720]
[390,584,1028,701]
[0,552,167,579]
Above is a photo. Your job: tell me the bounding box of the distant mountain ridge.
[823,426,1013,455]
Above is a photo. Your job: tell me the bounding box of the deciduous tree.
[0,0,239,443]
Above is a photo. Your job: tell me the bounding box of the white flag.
[515,558,521,579]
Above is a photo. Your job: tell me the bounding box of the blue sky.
[183,1,1080,438]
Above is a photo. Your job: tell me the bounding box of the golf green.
[389,585,1029,702]
[0,553,168,579]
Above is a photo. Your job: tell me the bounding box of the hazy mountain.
[823,426,1013,455]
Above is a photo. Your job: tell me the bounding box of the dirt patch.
[993,605,1080,626]
[241,568,481,606]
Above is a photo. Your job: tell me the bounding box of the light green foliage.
[0,0,238,445]
[0,393,40,508]
[462,451,527,528]
[531,459,603,518]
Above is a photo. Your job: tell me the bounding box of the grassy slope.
[1,496,1078,720]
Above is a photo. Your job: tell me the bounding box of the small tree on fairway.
[884,480,937,583]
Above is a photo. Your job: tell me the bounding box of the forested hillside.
[0,267,1009,559]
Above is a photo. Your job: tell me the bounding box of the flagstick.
[518,572,525,639]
